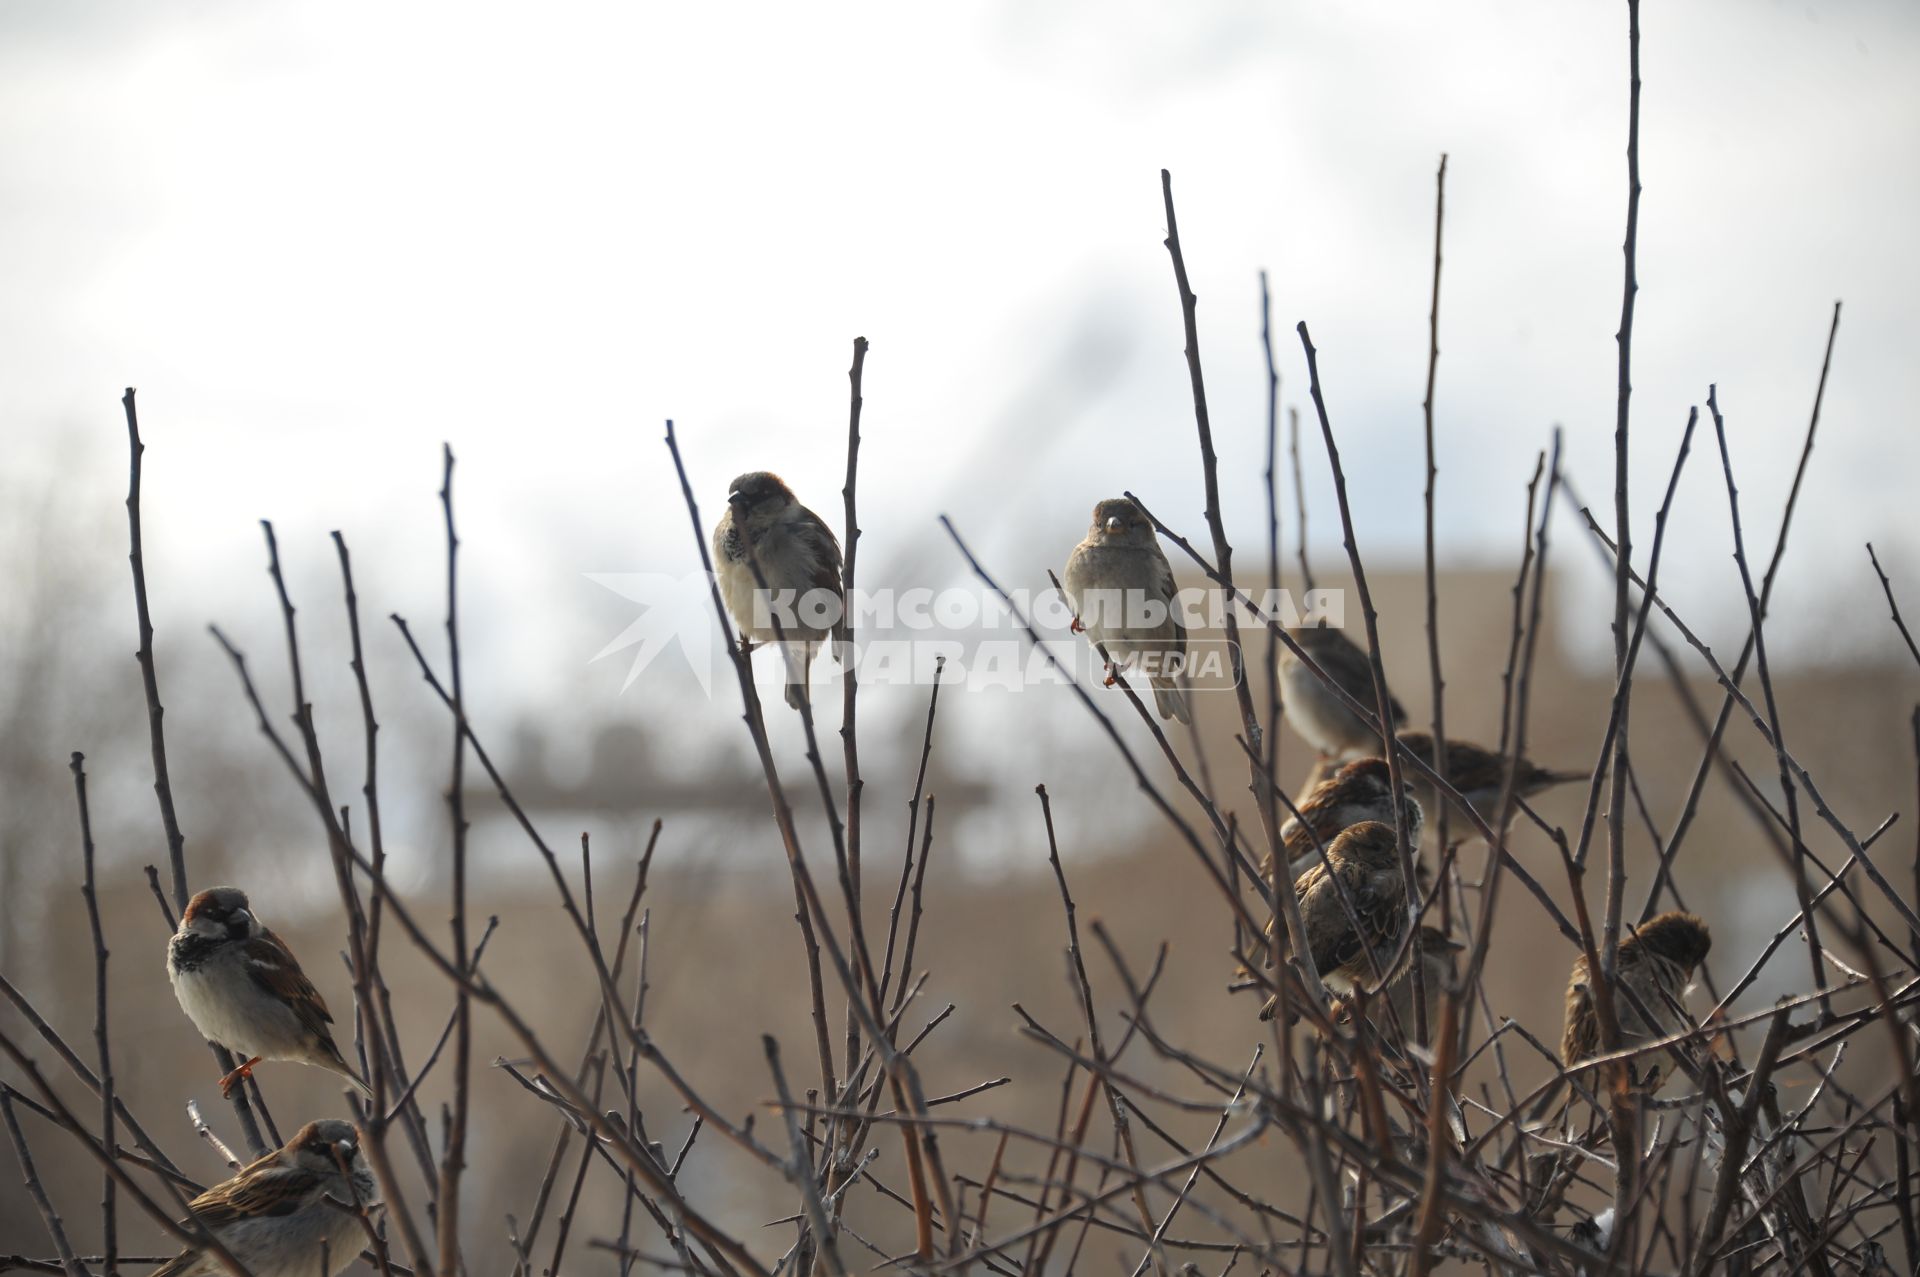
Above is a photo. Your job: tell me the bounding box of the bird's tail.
[780,640,814,711]
[319,1040,375,1096]
[149,1251,198,1277]
[330,1052,374,1098]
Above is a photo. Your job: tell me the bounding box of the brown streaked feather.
[245,931,341,1052]
[1560,954,1601,1067]
[788,506,847,642]
[180,1159,318,1231]
[1323,874,1406,981]
[1294,628,1406,724]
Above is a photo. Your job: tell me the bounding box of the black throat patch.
[169,931,225,974]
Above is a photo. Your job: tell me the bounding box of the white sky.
[5,0,1919,736]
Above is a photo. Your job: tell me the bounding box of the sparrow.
[1277,625,1404,759]
[1061,497,1191,723]
[712,471,845,711]
[1259,820,1410,1020]
[153,1118,379,1277]
[1335,926,1463,1050]
[1271,757,1424,881]
[168,887,370,1098]
[1560,911,1712,1078]
[1388,731,1584,836]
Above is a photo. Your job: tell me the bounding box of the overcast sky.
[5,0,1918,740]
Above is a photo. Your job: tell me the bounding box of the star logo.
[585,571,723,695]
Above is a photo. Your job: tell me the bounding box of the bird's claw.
[218,1057,262,1099]
[1069,617,1085,634]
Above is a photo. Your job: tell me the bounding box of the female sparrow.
[1337,926,1464,1050]
[1561,911,1712,1077]
[1259,820,1410,1020]
[1272,757,1424,881]
[1061,497,1191,723]
[1278,625,1404,759]
[168,887,370,1097]
[712,471,845,711]
[153,1118,379,1277]
[1390,731,1583,835]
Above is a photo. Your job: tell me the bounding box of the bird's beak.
[728,491,750,511]
[1104,516,1125,536]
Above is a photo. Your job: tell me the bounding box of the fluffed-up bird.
[1258,820,1410,1021]
[1388,731,1584,837]
[1062,497,1191,723]
[1271,756,1424,881]
[1561,910,1712,1085]
[152,1119,379,1277]
[712,471,846,711]
[1277,624,1404,758]
[1334,926,1464,1053]
[167,887,370,1098]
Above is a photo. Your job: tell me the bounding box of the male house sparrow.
[1277,625,1405,759]
[1061,497,1191,723]
[1389,731,1584,835]
[1259,820,1410,1020]
[153,1118,379,1277]
[712,471,845,711]
[1272,757,1424,881]
[168,887,370,1097]
[1560,910,1712,1077]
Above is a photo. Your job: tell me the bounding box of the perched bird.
[712,471,845,711]
[168,887,370,1097]
[1278,625,1404,758]
[1259,820,1410,1020]
[153,1118,378,1277]
[1561,911,1712,1080]
[1335,926,1464,1050]
[1389,731,1584,836]
[1272,757,1424,881]
[1062,497,1191,723]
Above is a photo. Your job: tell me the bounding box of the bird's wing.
[789,506,847,641]
[245,931,336,1037]
[1060,539,1093,607]
[1313,630,1375,690]
[1444,741,1507,796]
[1306,867,1404,979]
[183,1162,318,1231]
[1560,954,1598,1064]
[1310,630,1400,721]
[790,507,844,595]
